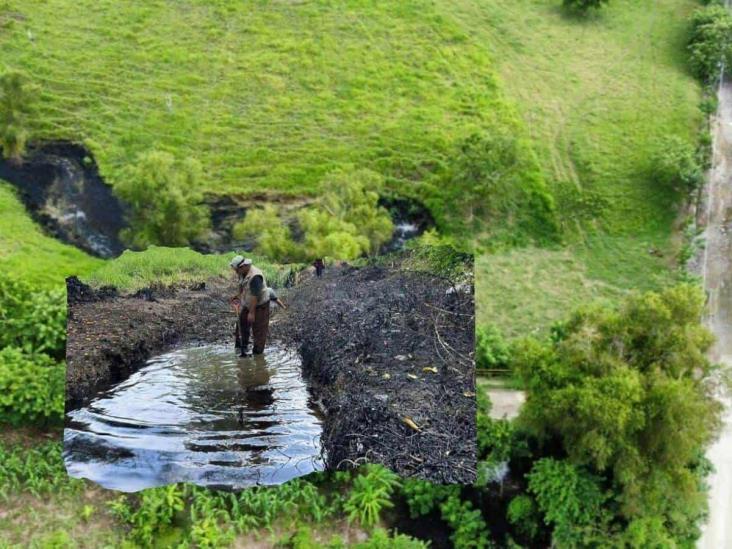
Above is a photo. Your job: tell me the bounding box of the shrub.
[108,484,186,547]
[475,325,510,370]
[0,70,37,162]
[116,151,211,248]
[688,5,732,83]
[562,0,609,13]
[433,130,557,246]
[404,230,473,280]
[653,136,704,192]
[506,495,540,541]
[0,347,65,426]
[0,276,66,359]
[344,464,401,527]
[232,204,297,261]
[354,528,429,549]
[401,479,458,518]
[440,494,492,549]
[298,168,394,261]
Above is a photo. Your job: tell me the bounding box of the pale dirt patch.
[486,389,525,421]
[698,78,732,549]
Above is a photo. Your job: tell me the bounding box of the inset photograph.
[63,248,476,491]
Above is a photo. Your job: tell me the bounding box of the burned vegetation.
[274,263,476,484]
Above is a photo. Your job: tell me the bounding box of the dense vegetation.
[1,0,730,546]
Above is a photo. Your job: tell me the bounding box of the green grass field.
[1,0,512,199]
[0,0,704,332]
[472,0,702,335]
[0,180,102,288]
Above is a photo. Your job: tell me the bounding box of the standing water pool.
[63,343,324,492]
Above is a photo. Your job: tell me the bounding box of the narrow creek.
[63,343,324,492]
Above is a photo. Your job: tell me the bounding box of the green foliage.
[0,70,37,162]
[562,0,609,13]
[353,528,429,549]
[440,494,492,549]
[298,169,394,261]
[527,459,609,546]
[688,5,732,83]
[234,169,394,262]
[401,479,459,518]
[0,276,66,359]
[109,484,186,547]
[227,478,335,532]
[652,136,704,192]
[506,495,539,541]
[109,479,338,547]
[0,440,82,499]
[433,131,557,246]
[475,325,510,370]
[344,464,401,527]
[403,230,473,280]
[514,284,722,544]
[232,204,297,261]
[0,347,65,426]
[116,150,211,248]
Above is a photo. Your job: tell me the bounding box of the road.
[699,77,732,549]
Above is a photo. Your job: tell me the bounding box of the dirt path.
[698,78,732,549]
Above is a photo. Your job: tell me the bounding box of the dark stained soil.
[65,261,476,483]
[275,265,476,484]
[1,142,127,258]
[65,276,235,410]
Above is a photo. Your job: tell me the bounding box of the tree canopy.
[513,284,722,545]
[116,151,211,248]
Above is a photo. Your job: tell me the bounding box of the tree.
[297,168,393,261]
[0,71,37,163]
[688,5,732,83]
[232,204,297,261]
[117,151,210,248]
[514,284,722,544]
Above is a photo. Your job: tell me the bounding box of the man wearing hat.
[229,255,271,356]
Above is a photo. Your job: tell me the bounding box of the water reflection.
[63,343,323,492]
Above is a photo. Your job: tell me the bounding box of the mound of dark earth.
[275,265,476,484]
[65,276,232,409]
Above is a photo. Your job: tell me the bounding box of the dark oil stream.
[63,344,324,492]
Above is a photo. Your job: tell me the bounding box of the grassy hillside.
[1,0,508,197]
[469,0,702,334]
[0,0,703,329]
[449,0,701,233]
[0,181,102,287]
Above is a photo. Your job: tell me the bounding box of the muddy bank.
[4,141,431,257]
[273,264,476,484]
[1,142,126,258]
[65,276,235,409]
